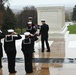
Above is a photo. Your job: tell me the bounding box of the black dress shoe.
[10,71,17,74]
[46,50,50,52]
[33,51,35,52]
[0,66,2,69]
[42,51,44,52]
[26,71,33,73]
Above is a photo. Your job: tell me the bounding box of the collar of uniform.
[23,38,31,44]
[5,35,13,42]
[26,26,32,30]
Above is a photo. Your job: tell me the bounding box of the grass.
[67,24,76,34]
[15,28,26,34]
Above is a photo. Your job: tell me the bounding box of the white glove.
[13,32,17,35]
[0,30,2,33]
[30,34,34,36]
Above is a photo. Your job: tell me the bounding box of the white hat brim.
[8,29,14,33]
[24,32,30,36]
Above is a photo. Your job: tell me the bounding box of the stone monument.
[37,6,69,56]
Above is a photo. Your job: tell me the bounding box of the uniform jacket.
[39,24,49,39]
[21,36,38,54]
[4,34,22,53]
[26,24,37,34]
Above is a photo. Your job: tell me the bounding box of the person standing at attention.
[39,19,50,52]
[26,22,37,52]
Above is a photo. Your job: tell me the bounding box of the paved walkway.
[1,34,76,75]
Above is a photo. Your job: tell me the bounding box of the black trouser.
[7,52,16,73]
[0,43,2,68]
[33,42,35,52]
[0,57,2,68]
[41,38,50,52]
[24,52,33,73]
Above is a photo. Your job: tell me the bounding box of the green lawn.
[67,24,76,34]
[15,28,26,34]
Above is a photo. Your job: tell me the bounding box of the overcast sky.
[5,0,76,9]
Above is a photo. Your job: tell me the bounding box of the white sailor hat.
[24,32,30,36]
[41,19,45,22]
[8,29,14,33]
[0,30,2,33]
[28,22,32,24]
[28,17,33,19]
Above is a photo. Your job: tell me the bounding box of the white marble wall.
[37,6,65,32]
[37,6,69,39]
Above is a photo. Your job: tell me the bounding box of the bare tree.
[0,0,9,29]
[17,6,37,28]
[0,0,8,5]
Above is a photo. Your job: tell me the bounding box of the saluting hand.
[30,34,34,36]
[13,32,17,35]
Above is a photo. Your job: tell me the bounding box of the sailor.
[26,22,36,34]
[4,29,22,74]
[28,17,33,21]
[21,32,38,73]
[28,17,35,26]
[28,16,39,30]
[26,22,37,52]
[0,30,5,69]
[39,19,50,52]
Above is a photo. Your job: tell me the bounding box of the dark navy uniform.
[40,23,50,52]
[26,22,37,52]
[4,34,22,73]
[0,32,5,69]
[26,24,37,34]
[21,32,38,73]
